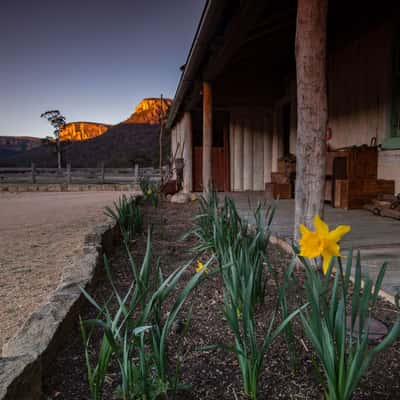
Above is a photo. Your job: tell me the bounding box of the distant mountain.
[0,124,169,168]
[0,98,172,168]
[58,98,172,142]
[0,136,42,159]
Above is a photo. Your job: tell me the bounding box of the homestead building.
[167,0,400,227]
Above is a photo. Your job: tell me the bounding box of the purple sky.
[0,0,206,137]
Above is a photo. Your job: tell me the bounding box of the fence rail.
[0,164,165,184]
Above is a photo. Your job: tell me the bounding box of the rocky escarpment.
[0,98,173,167]
[124,98,172,124]
[0,136,42,159]
[58,98,172,142]
[60,122,111,142]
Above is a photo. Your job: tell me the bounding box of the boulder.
[170,192,191,204]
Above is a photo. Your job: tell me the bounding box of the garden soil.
[0,191,135,350]
[43,201,400,399]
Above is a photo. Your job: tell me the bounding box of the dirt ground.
[0,190,138,350]
[43,201,400,400]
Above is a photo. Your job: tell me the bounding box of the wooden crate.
[271,172,290,184]
[278,160,296,175]
[334,179,395,209]
[334,180,349,208]
[265,182,292,199]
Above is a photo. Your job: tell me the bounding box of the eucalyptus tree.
[40,110,66,171]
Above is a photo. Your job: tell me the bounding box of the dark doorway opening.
[192,110,230,191]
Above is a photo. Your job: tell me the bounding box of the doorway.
[192,111,230,191]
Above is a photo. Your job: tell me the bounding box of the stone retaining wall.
[0,218,120,399]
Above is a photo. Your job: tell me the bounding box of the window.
[384,30,400,148]
[391,35,400,137]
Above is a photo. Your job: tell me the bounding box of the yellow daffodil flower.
[195,261,209,274]
[299,215,350,274]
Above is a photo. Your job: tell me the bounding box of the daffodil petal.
[325,240,340,257]
[299,224,311,236]
[314,215,329,235]
[328,225,351,243]
[322,252,333,274]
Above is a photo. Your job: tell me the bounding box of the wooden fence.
[0,163,165,184]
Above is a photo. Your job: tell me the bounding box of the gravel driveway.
[0,190,136,350]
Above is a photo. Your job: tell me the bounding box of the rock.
[170,192,191,204]
[0,354,41,400]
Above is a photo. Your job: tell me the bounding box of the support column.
[253,118,264,191]
[271,110,279,172]
[263,115,272,185]
[182,112,193,193]
[171,126,177,179]
[233,118,244,191]
[294,0,328,239]
[203,81,212,194]
[243,119,253,191]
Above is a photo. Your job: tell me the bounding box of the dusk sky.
[0,0,206,137]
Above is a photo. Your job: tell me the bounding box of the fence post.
[67,163,71,184]
[101,162,105,184]
[134,164,139,183]
[31,163,36,184]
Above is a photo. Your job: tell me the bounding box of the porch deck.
[222,192,400,301]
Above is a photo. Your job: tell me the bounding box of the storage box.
[271,172,289,184]
[278,160,296,175]
[265,182,292,199]
[334,179,395,209]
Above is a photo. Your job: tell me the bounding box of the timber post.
[294,0,328,240]
[182,112,193,193]
[203,81,213,194]
[66,163,71,184]
[100,162,105,184]
[134,163,139,183]
[31,163,36,184]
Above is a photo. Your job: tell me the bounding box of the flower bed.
[43,199,400,399]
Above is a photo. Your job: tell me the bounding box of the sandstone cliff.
[60,122,111,141]
[58,98,172,142]
[124,98,172,124]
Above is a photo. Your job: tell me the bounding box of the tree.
[294,0,328,240]
[40,110,66,171]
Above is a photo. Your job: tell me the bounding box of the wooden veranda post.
[31,163,36,184]
[159,94,164,185]
[67,163,71,184]
[183,112,193,193]
[294,0,328,240]
[203,81,213,194]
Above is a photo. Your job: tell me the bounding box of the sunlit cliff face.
[59,98,172,142]
[124,98,172,124]
[60,122,110,141]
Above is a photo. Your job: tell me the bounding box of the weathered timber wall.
[327,25,391,148]
[230,111,273,191]
[287,24,400,192]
